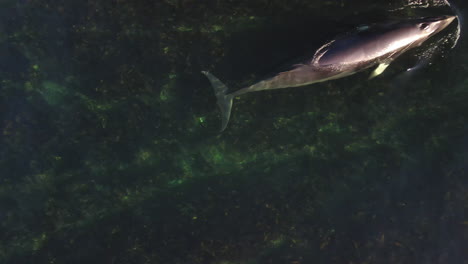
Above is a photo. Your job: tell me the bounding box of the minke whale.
[202,16,456,131]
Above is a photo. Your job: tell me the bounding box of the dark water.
[1,0,467,263]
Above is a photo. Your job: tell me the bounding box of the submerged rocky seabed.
[0,0,467,263]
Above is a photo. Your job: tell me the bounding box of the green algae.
[1,1,467,264]
[32,233,47,251]
[176,26,193,32]
[39,81,67,106]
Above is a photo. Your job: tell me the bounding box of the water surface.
[0,0,467,263]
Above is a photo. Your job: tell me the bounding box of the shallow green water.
[1,1,467,263]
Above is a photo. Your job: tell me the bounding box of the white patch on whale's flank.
[369,63,390,79]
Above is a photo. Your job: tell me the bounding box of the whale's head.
[409,15,456,39]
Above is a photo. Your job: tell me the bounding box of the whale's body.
[202,16,456,131]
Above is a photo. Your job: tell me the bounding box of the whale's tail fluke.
[201,71,233,132]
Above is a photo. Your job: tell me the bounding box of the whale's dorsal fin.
[311,39,335,65]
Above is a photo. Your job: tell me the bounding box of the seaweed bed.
[0,0,467,263]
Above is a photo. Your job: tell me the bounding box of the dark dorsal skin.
[202,16,456,131]
[315,25,415,66]
[230,16,456,97]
